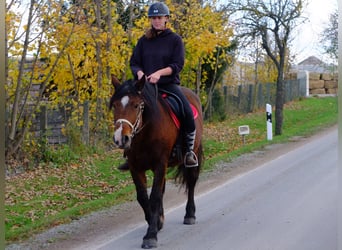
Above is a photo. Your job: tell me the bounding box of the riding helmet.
[148,2,170,17]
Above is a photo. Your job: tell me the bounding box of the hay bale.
[321,73,333,80]
[326,88,337,94]
[310,88,326,95]
[324,80,338,89]
[309,72,321,80]
[309,80,325,89]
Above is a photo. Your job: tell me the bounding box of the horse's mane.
[109,79,160,122]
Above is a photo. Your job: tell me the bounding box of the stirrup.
[184,151,198,168]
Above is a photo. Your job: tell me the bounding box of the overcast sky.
[292,0,338,64]
[12,0,338,64]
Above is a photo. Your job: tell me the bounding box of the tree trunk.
[274,70,284,135]
[8,0,35,142]
[196,58,201,94]
[94,0,104,141]
[203,49,220,119]
[105,0,112,81]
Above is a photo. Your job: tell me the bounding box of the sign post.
[266,104,272,140]
[238,125,250,145]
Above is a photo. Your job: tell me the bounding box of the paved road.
[97,128,337,250]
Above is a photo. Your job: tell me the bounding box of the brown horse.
[109,75,203,249]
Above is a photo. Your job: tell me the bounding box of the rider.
[118,1,198,170]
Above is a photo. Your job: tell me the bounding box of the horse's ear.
[111,74,121,90]
[135,75,146,93]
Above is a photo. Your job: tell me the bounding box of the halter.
[115,102,145,138]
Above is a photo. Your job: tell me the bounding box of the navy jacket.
[130,29,185,85]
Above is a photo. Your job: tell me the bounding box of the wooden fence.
[31,102,90,145]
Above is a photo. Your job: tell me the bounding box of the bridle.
[115,102,145,138]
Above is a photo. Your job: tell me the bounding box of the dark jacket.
[130,28,185,85]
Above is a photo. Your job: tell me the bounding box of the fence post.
[297,71,309,96]
[82,101,89,145]
[40,105,47,141]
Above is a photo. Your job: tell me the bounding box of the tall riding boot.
[118,161,129,171]
[184,130,198,168]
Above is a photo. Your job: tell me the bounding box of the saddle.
[160,90,198,163]
[160,90,198,129]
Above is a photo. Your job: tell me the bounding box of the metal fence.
[29,79,307,145]
[222,79,307,114]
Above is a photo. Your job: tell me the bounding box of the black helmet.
[148,2,170,17]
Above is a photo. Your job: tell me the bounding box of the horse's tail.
[175,142,203,191]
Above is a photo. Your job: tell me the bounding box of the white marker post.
[266,104,273,140]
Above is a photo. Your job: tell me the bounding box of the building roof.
[298,56,324,66]
[292,56,336,73]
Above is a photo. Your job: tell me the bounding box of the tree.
[169,0,234,109]
[320,8,338,61]
[5,0,128,159]
[5,0,235,163]
[5,0,79,158]
[226,0,306,135]
[201,42,237,118]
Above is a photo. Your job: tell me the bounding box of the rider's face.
[150,16,168,30]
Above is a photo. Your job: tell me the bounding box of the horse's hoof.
[141,238,157,249]
[183,217,196,225]
[158,216,164,231]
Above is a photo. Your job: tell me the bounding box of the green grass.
[5,96,338,244]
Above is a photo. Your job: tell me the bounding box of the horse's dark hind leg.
[183,166,199,225]
[158,180,166,231]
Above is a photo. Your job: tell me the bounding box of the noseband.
[115,102,145,138]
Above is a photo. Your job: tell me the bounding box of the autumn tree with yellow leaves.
[5,0,234,162]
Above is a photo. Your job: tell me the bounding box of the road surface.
[7,127,337,250]
[96,128,337,250]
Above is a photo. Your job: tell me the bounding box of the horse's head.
[109,75,146,149]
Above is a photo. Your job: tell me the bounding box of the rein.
[116,102,145,138]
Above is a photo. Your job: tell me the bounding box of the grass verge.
[5,96,338,244]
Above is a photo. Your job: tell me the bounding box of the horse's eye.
[134,104,139,109]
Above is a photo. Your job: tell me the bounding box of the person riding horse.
[118,2,198,170]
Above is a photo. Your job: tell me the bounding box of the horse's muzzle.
[114,134,132,149]
[114,125,132,149]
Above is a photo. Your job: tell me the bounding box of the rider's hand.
[147,72,161,84]
[137,71,145,80]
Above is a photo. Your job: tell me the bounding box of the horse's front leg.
[131,171,151,225]
[141,166,166,249]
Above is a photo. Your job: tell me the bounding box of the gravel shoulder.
[6,125,337,250]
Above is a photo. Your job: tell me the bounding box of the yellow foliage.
[165,0,233,88]
[5,0,234,147]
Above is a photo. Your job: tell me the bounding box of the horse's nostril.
[123,135,130,144]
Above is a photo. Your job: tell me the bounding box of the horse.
[109,75,203,249]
